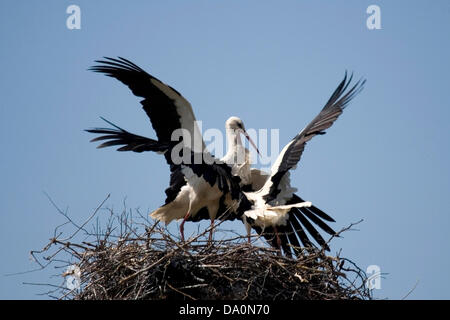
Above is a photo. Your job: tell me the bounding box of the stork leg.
[244,219,252,244]
[273,226,282,254]
[180,211,190,242]
[208,218,215,243]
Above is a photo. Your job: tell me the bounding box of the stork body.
[150,158,247,242]
[151,168,220,225]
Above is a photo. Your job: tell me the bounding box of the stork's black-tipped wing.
[246,169,337,253]
[262,73,366,203]
[90,57,205,153]
[86,118,170,153]
[251,196,337,255]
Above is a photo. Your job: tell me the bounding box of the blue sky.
[1,0,449,299]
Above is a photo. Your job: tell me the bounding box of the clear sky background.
[1,0,449,299]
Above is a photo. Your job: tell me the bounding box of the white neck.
[222,128,252,185]
[227,129,242,151]
[222,129,245,163]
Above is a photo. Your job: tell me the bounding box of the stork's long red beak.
[243,131,261,157]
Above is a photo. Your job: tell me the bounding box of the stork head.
[225,116,260,156]
[225,116,245,131]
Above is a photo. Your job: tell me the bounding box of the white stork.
[241,73,366,253]
[87,57,259,242]
[87,57,365,255]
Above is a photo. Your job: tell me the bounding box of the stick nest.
[30,195,371,300]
